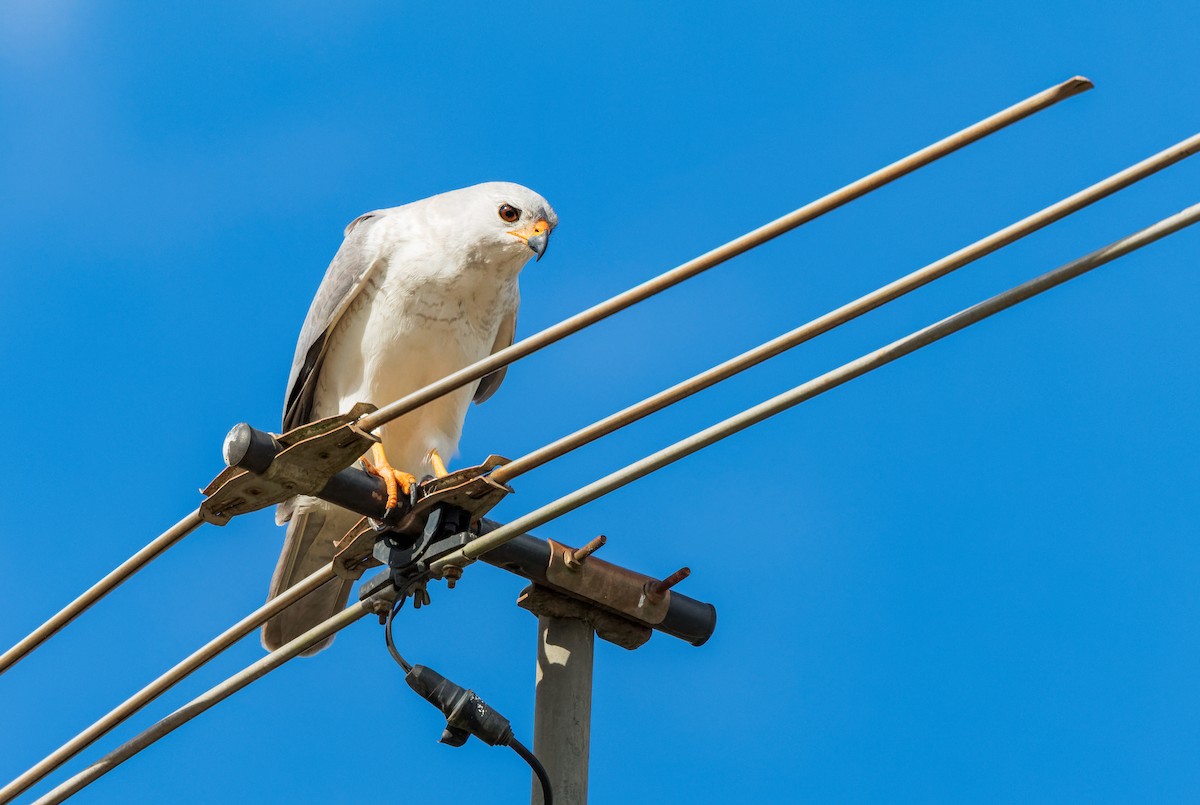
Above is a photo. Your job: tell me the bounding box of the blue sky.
[1,1,1198,802]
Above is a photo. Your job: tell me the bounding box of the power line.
[10,105,1198,804]
[32,596,381,805]
[31,200,1199,803]
[0,75,1089,680]
[0,510,204,676]
[489,131,1200,485]
[0,564,335,802]
[353,77,1091,435]
[433,203,1200,575]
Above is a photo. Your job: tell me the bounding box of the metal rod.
[356,77,1092,435]
[567,535,606,567]
[647,568,691,598]
[491,130,1200,484]
[0,509,206,677]
[32,597,377,805]
[0,565,338,804]
[433,203,1200,574]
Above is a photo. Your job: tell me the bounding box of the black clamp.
[359,503,478,608]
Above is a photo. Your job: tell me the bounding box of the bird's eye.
[498,203,521,223]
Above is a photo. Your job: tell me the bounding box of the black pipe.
[227,423,717,645]
[476,520,717,647]
[223,422,391,519]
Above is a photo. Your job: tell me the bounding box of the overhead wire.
[432,202,1200,573]
[489,131,1200,485]
[0,510,205,676]
[354,76,1091,435]
[9,99,1196,802]
[31,200,1200,803]
[384,598,413,673]
[0,564,336,803]
[0,75,1089,679]
[31,595,383,805]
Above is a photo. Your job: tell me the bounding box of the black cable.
[510,737,553,805]
[384,597,413,673]
[383,595,553,804]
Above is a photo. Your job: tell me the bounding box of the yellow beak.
[508,218,552,260]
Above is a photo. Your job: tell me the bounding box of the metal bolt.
[443,566,463,589]
[564,535,607,570]
[645,566,690,598]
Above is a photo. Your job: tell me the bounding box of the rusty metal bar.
[0,509,206,677]
[30,596,380,805]
[646,568,691,599]
[477,525,716,646]
[566,535,606,569]
[355,77,1092,435]
[490,130,1200,485]
[0,565,337,804]
[433,202,1200,576]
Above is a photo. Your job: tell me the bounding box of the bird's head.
[442,182,558,263]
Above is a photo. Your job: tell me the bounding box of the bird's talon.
[362,446,417,511]
[393,469,417,496]
[427,448,450,479]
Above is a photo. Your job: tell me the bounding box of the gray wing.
[282,212,387,431]
[473,308,517,404]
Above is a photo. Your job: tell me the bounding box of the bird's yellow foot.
[427,448,450,479]
[361,443,417,510]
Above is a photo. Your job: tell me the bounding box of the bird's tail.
[261,497,361,656]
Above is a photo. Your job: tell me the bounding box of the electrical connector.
[404,665,515,748]
[384,599,553,803]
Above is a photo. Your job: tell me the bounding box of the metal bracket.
[377,454,512,535]
[517,585,652,650]
[331,454,514,581]
[356,520,718,646]
[199,394,513,546]
[544,538,670,626]
[354,523,473,610]
[199,403,379,525]
[329,521,380,581]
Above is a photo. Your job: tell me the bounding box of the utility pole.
[516,536,698,805]
[529,608,593,805]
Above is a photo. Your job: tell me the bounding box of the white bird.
[262,182,557,655]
